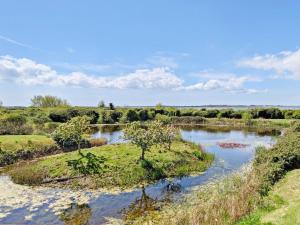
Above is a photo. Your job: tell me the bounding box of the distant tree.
[242,112,253,126]
[98,100,105,108]
[31,95,70,108]
[109,102,115,110]
[155,103,163,108]
[0,100,2,108]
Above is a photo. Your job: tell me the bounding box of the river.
[0,126,278,225]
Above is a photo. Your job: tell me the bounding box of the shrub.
[0,114,33,135]
[49,110,69,122]
[67,152,106,175]
[51,116,90,151]
[88,138,107,147]
[120,109,139,123]
[170,116,206,124]
[155,114,171,124]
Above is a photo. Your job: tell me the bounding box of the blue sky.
[0,0,300,106]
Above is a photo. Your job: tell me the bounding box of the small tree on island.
[123,122,155,160]
[52,116,90,153]
[123,121,178,160]
[52,116,105,175]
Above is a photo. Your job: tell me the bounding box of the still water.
[0,126,278,225]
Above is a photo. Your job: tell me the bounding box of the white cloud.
[179,76,262,94]
[0,55,262,94]
[0,56,183,89]
[238,49,300,79]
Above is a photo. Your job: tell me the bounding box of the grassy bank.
[238,169,300,225]
[125,123,300,225]
[6,140,214,189]
[0,135,59,166]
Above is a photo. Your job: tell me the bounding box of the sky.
[0,0,300,106]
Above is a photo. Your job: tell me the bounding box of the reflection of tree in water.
[60,203,92,225]
[124,187,158,221]
[124,183,182,221]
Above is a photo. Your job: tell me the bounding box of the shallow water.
[0,126,277,225]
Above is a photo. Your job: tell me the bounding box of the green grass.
[0,135,59,166]
[7,140,214,189]
[0,135,54,152]
[237,169,300,225]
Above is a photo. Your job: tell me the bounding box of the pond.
[0,126,278,225]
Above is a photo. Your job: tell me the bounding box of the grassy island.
[7,140,214,189]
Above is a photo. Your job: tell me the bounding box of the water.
[0,126,278,225]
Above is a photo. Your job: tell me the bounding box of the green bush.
[254,130,300,193]
[0,114,33,135]
[170,116,206,124]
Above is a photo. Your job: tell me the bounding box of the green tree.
[98,100,105,108]
[52,116,90,153]
[109,102,115,110]
[123,122,155,160]
[159,125,178,150]
[31,95,70,107]
[242,112,253,126]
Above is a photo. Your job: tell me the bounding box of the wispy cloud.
[0,34,35,50]
[0,55,263,94]
[238,49,300,79]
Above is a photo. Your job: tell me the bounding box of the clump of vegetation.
[51,116,90,151]
[67,152,106,175]
[0,114,33,135]
[123,121,179,160]
[31,95,70,107]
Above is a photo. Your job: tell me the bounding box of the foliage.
[0,113,33,135]
[52,116,90,150]
[254,129,300,193]
[123,122,155,160]
[67,152,106,175]
[31,95,70,107]
[120,109,139,123]
[243,112,253,126]
[108,102,115,110]
[155,113,171,124]
[98,100,105,108]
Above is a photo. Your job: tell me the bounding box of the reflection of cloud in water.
[0,176,97,222]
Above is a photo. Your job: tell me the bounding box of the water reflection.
[60,203,92,225]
